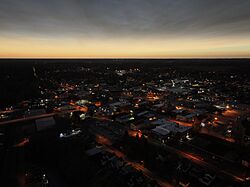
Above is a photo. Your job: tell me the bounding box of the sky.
[0,0,250,58]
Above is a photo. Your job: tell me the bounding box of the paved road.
[152,140,249,183]
[91,115,249,184]
[0,110,75,126]
[200,128,235,143]
[93,131,173,187]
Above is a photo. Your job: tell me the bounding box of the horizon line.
[0,57,250,60]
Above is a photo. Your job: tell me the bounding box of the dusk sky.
[1,0,250,58]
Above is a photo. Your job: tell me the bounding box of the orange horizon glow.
[1,36,250,58]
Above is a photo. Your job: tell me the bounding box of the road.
[0,110,75,126]
[91,115,249,184]
[153,140,249,183]
[199,128,235,143]
[169,119,193,127]
[176,148,245,182]
[93,132,173,187]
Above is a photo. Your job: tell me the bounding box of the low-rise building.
[151,119,192,142]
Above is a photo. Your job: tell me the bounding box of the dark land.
[0,59,250,187]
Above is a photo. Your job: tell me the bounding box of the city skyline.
[1,0,250,58]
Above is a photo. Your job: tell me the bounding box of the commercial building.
[151,119,192,142]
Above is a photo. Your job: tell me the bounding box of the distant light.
[227,129,232,133]
[80,113,86,120]
[60,133,64,138]
[186,133,192,140]
[175,106,183,110]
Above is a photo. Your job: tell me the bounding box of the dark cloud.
[0,0,250,38]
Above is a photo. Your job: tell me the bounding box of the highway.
[0,110,75,126]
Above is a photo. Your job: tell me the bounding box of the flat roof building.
[151,119,192,141]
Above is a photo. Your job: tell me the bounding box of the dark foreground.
[0,59,250,187]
